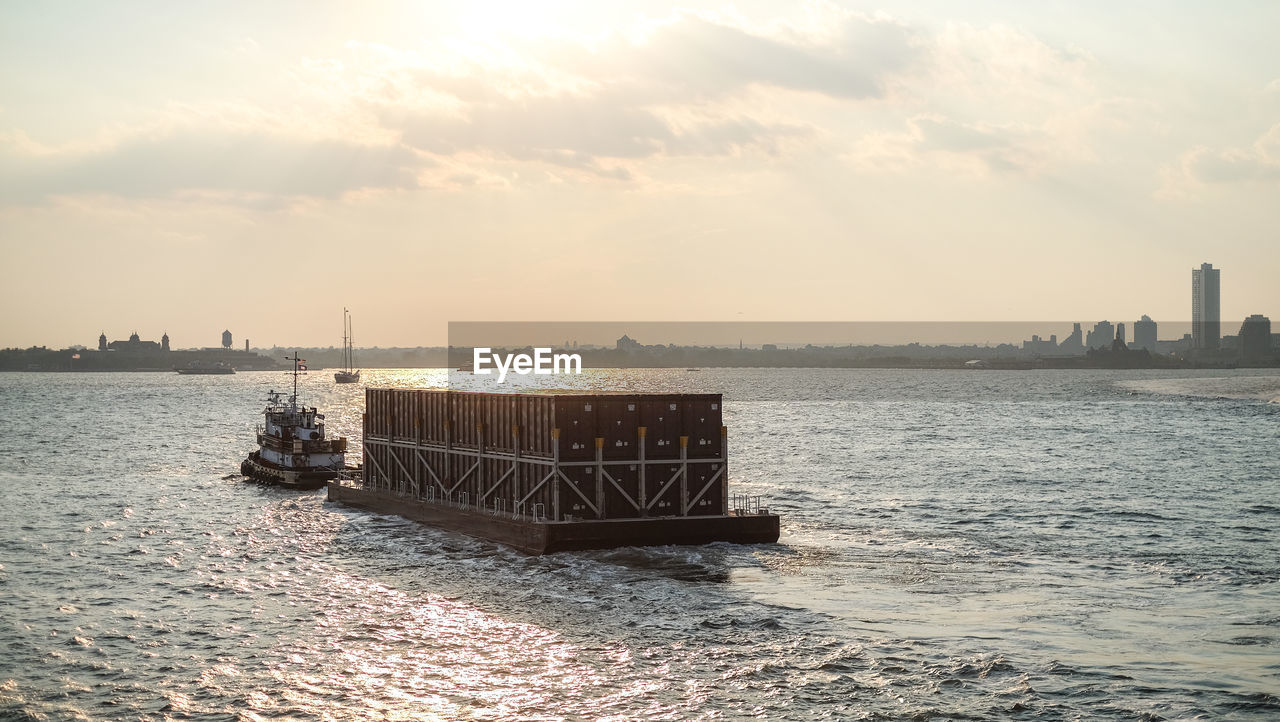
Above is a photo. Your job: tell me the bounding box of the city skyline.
[2,2,1279,348]
[56,308,1267,352]
[18,257,1272,351]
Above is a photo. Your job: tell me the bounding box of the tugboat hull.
[241,453,338,490]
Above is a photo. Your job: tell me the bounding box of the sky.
[2,1,1277,349]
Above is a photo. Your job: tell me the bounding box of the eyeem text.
[473,347,583,383]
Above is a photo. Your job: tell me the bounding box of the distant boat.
[334,308,361,384]
[177,362,235,375]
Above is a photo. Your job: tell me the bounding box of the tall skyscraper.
[1192,263,1220,350]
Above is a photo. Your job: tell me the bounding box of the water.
[1,368,1278,720]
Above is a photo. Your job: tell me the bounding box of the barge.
[328,389,779,554]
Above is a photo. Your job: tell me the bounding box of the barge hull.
[327,484,779,555]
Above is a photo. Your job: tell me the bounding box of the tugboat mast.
[283,351,305,408]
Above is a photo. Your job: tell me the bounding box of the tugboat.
[334,308,360,384]
[241,353,350,489]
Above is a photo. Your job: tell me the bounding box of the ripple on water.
[1,369,1278,719]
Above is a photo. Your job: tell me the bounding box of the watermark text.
[473,347,582,383]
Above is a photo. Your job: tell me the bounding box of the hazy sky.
[2,1,1277,348]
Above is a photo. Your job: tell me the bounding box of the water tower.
[222,330,233,349]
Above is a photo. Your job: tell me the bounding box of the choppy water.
[1,368,1278,720]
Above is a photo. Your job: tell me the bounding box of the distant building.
[1021,334,1057,355]
[161,332,170,352]
[222,330,233,349]
[761,344,778,352]
[1133,315,1157,351]
[1116,323,1126,345]
[107,331,162,353]
[617,335,641,351]
[1156,333,1194,355]
[1192,263,1221,350]
[98,332,107,352]
[1059,323,1084,354]
[1239,315,1272,362]
[1085,321,1114,350]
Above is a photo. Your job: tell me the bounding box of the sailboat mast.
[342,308,350,371]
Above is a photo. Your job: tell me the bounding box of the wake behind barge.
[328,389,779,554]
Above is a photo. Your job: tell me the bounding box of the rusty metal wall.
[598,396,640,461]
[602,461,642,519]
[645,462,684,515]
[682,395,723,458]
[362,389,726,520]
[554,395,597,461]
[640,395,683,460]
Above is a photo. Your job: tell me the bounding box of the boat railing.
[333,466,362,487]
[731,494,769,516]
[382,484,550,523]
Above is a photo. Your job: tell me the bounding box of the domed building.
[107,331,162,353]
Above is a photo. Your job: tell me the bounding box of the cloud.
[849,115,1058,176]
[605,13,918,100]
[0,128,429,205]
[396,92,668,161]
[1,10,1124,204]
[3,12,910,202]
[1160,123,1280,197]
[832,19,1120,179]
[390,90,811,179]
[364,12,912,179]
[914,117,1010,152]
[1187,149,1280,183]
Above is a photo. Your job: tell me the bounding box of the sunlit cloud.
[1,10,926,204]
[0,5,1261,213]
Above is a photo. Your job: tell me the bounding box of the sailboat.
[334,308,361,384]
